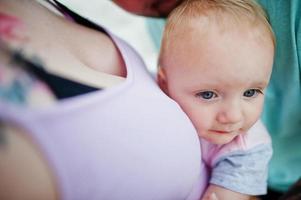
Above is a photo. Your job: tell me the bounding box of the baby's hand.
[202,193,219,200]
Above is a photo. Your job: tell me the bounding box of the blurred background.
[59,0,160,73]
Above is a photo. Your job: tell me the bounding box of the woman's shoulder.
[1,0,126,89]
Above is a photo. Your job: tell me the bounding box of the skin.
[113,0,183,17]
[0,122,5,146]
[158,17,274,200]
[0,123,57,200]
[0,1,273,200]
[0,0,126,82]
[202,186,261,200]
[158,19,274,145]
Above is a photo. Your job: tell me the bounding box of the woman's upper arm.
[201,184,251,200]
[0,122,57,200]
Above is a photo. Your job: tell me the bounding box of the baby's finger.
[209,193,218,200]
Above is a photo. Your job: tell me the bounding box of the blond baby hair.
[159,0,275,65]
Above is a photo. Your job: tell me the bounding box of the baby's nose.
[216,101,243,124]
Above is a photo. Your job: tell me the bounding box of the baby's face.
[159,22,274,144]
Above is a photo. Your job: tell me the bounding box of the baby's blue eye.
[243,89,259,97]
[196,91,216,99]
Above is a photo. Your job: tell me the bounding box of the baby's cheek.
[245,115,261,132]
[193,120,209,138]
[245,103,263,128]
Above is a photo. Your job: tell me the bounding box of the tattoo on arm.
[1,39,54,105]
[0,38,46,78]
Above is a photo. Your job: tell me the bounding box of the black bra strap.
[1,1,105,99]
[10,51,99,99]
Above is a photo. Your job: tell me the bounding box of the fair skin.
[158,19,274,145]
[0,1,272,200]
[158,18,274,199]
[1,0,125,90]
[113,0,183,17]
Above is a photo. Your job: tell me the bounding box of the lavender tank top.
[0,28,208,199]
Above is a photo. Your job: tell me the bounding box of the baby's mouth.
[209,130,236,134]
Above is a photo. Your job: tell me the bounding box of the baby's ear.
[157,67,169,95]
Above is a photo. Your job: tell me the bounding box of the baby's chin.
[201,134,237,145]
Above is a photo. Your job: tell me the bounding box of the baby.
[157,0,275,199]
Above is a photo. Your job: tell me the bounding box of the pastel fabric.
[146,0,301,192]
[0,28,208,199]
